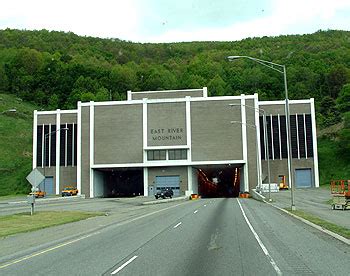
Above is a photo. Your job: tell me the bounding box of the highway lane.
[1,198,349,275]
[0,197,153,216]
[104,198,278,276]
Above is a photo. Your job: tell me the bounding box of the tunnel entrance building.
[32,87,319,198]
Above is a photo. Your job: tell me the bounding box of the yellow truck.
[61,186,79,197]
[29,190,46,198]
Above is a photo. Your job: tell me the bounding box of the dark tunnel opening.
[196,165,241,198]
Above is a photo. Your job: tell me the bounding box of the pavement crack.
[207,228,221,251]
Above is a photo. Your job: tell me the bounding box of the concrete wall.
[147,102,187,146]
[93,170,106,197]
[94,105,143,164]
[81,106,90,197]
[191,167,199,194]
[261,158,315,186]
[131,90,203,100]
[59,167,77,191]
[60,113,77,124]
[245,99,259,190]
[148,166,188,195]
[260,102,311,115]
[191,99,243,161]
[37,114,56,125]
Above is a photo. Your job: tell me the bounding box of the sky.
[1,0,349,43]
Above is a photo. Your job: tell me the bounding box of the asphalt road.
[1,198,349,275]
[270,187,350,229]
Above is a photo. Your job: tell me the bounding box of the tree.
[338,112,350,160]
[95,87,110,102]
[336,84,350,113]
[326,65,349,99]
[48,94,60,110]
[0,65,9,92]
[208,75,228,96]
[318,96,341,127]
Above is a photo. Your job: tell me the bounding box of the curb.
[7,194,86,205]
[142,196,189,205]
[251,189,266,202]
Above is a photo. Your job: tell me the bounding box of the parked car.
[155,188,174,199]
[29,190,46,198]
[61,186,79,196]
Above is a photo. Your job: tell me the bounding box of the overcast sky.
[1,0,349,42]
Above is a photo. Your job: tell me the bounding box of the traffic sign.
[26,168,45,188]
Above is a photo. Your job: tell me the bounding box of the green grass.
[0,211,102,237]
[317,137,350,186]
[0,194,28,201]
[289,209,350,239]
[0,93,37,196]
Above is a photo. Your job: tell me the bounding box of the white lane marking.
[0,232,100,269]
[194,210,198,214]
[174,222,182,228]
[0,201,188,269]
[111,255,138,274]
[204,204,207,207]
[237,199,282,276]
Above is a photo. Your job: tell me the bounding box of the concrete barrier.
[251,189,266,202]
[142,196,189,205]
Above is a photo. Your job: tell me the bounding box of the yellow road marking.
[0,232,97,269]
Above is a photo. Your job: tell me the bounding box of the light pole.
[43,127,68,195]
[230,104,272,202]
[227,55,295,210]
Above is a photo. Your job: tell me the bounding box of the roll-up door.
[295,169,312,188]
[155,176,180,196]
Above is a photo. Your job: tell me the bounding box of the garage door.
[155,176,180,196]
[38,176,54,195]
[295,169,312,188]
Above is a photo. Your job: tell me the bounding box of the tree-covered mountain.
[0,29,349,123]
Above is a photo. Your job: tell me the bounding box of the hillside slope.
[0,94,35,195]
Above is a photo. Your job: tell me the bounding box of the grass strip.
[0,211,102,238]
[288,209,350,239]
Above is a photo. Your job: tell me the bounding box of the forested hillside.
[0,29,349,123]
[0,29,349,193]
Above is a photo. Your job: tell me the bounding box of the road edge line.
[237,199,282,275]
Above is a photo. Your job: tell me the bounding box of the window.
[147,149,187,161]
[298,114,306,158]
[59,125,66,166]
[37,125,43,167]
[147,150,166,161]
[37,123,77,167]
[259,114,313,160]
[50,125,56,166]
[305,115,313,157]
[168,149,187,160]
[272,116,280,159]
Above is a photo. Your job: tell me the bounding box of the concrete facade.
[33,88,319,197]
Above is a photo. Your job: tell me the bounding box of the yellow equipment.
[278,175,288,190]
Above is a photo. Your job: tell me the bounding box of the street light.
[43,127,68,195]
[227,55,295,210]
[230,103,272,202]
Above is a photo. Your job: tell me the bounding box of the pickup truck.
[61,186,79,196]
[29,190,46,198]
